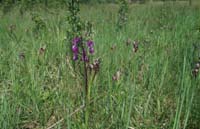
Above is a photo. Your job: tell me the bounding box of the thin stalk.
[81,42,89,128]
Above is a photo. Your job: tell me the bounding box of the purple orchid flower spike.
[72,45,79,53]
[72,37,81,45]
[72,37,82,61]
[87,40,94,47]
[87,40,95,54]
[71,37,95,61]
[89,47,94,54]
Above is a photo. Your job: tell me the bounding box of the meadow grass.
[0,2,200,129]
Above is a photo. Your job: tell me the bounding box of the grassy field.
[0,2,200,129]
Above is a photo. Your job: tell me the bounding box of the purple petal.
[82,49,89,62]
[72,37,81,45]
[73,54,78,61]
[87,40,94,47]
[89,47,94,54]
[82,55,89,62]
[72,45,78,53]
[82,49,86,56]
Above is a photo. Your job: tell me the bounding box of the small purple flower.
[81,49,89,62]
[87,40,95,54]
[82,55,89,62]
[71,37,95,62]
[72,37,81,45]
[89,47,94,54]
[82,49,86,57]
[72,45,79,53]
[87,40,94,47]
[73,53,78,61]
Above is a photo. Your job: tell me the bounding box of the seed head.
[126,38,131,46]
[110,44,116,51]
[112,70,122,81]
[196,63,200,69]
[89,58,101,72]
[192,68,199,77]
[39,46,46,55]
[19,52,25,60]
[133,41,139,53]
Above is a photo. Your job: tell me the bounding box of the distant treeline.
[0,0,191,4]
[0,0,193,10]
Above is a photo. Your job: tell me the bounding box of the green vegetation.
[117,0,129,30]
[0,1,200,129]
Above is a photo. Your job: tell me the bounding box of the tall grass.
[0,2,200,129]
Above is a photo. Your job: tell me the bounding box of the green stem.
[81,42,89,128]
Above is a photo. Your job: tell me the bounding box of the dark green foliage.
[66,0,83,61]
[117,0,129,30]
[66,0,94,59]
[84,21,94,38]
[19,0,36,15]
[67,0,83,38]
[2,0,13,14]
[79,0,117,3]
[31,13,46,35]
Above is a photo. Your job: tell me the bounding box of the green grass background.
[0,2,200,129]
